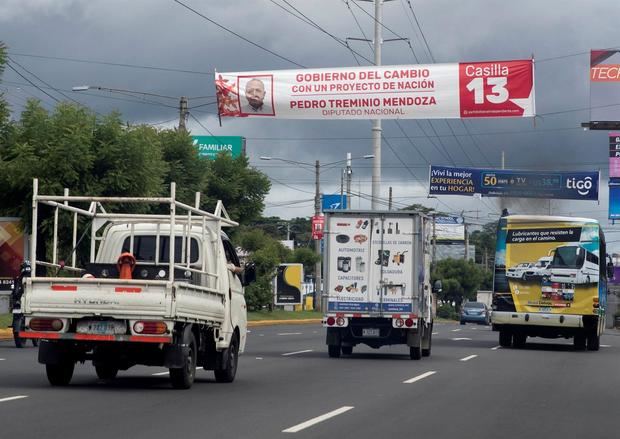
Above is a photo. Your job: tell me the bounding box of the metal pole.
[432,214,437,264]
[346,152,352,210]
[388,186,393,210]
[464,221,469,260]
[314,160,322,312]
[371,0,383,209]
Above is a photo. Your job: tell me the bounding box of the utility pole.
[179,96,189,132]
[370,0,383,209]
[388,187,393,210]
[346,152,352,210]
[432,214,437,264]
[314,160,322,312]
[464,221,469,261]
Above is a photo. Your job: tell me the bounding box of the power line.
[8,52,213,76]
[172,0,306,68]
[5,63,60,104]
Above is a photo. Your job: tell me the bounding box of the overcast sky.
[2,0,620,246]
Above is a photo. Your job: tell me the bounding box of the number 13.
[466,77,508,104]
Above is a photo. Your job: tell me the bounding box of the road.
[1,323,619,438]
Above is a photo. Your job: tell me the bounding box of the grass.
[0,313,12,329]
[248,309,322,321]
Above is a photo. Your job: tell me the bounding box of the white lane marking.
[282,349,313,356]
[451,337,472,341]
[0,359,5,361]
[259,334,265,337]
[403,371,436,384]
[247,330,252,333]
[256,357,264,360]
[0,396,28,403]
[601,344,611,348]
[283,406,354,433]
[451,329,462,332]
[491,346,501,350]
[432,332,438,335]
[278,332,302,336]
[460,355,478,362]
[312,331,318,334]
[152,371,169,376]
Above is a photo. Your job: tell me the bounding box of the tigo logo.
[566,176,593,196]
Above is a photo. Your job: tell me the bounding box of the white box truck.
[323,211,435,359]
[19,179,255,388]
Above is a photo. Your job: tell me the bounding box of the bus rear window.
[122,236,199,263]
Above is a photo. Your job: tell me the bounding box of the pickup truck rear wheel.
[328,344,341,358]
[46,362,74,386]
[574,333,586,351]
[170,331,197,389]
[341,346,353,355]
[214,335,239,383]
[499,330,512,347]
[587,333,600,351]
[95,364,119,380]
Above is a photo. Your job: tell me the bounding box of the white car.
[506,262,534,280]
[523,256,552,280]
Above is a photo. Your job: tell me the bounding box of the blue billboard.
[429,166,599,201]
[322,194,347,211]
[609,185,620,220]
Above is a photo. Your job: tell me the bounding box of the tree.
[201,152,270,225]
[432,258,485,311]
[469,221,497,270]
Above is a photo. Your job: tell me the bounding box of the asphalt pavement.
[1,322,619,439]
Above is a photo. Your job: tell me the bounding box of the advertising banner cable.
[215,59,534,120]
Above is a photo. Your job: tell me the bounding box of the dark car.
[460,301,491,325]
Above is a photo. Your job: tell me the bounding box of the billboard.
[610,132,620,178]
[191,136,244,159]
[435,216,465,241]
[0,218,26,291]
[274,263,303,305]
[322,194,347,211]
[609,185,620,220]
[590,50,620,123]
[493,217,602,316]
[429,165,599,201]
[215,59,534,120]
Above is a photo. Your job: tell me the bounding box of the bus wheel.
[573,333,586,351]
[513,333,527,348]
[499,330,512,347]
[587,333,600,351]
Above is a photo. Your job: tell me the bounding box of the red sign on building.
[311,215,325,240]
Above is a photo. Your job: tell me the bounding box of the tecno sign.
[566,176,593,196]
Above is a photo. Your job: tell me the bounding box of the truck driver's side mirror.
[607,261,614,280]
[432,279,443,294]
[242,262,257,287]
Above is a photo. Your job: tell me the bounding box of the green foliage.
[432,258,485,311]
[437,304,458,320]
[469,221,497,269]
[286,247,320,273]
[202,153,270,225]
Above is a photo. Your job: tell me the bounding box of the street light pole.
[345,152,352,210]
[179,96,188,133]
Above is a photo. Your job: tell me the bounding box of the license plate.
[363,328,380,337]
[77,320,126,335]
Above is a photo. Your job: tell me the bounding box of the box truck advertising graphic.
[326,215,415,313]
[494,217,602,315]
[0,219,26,291]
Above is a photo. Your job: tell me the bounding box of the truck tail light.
[405,318,414,328]
[326,317,336,326]
[133,321,167,335]
[336,317,345,326]
[30,318,63,331]
[395,318,404,328]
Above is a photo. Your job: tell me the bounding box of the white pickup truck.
[20,179,255,389]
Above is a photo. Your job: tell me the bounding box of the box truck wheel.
[214,334,239,383]
[170,330,197,389]
[499,330,512,347]
[46,362,74,386]
[95,363,119,380]
[422,332,432,357]
[573,333,586,351]
[341,346,353,355]
[587,333,600,351]
[328,345,341,358]
[409,345,422,360]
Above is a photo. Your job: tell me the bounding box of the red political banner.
[215,59,535,120]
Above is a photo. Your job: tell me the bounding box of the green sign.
[192,136,244,159]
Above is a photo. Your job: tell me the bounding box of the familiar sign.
[429,165,599,201]
[322,194,347,211]
[215,59,534,120]
[274,263,303,305]
[191,136,244,159]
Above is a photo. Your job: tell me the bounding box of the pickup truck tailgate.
[23,277,171,318]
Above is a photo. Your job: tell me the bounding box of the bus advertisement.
[492,215,612,351]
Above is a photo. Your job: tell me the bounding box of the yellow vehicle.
[492,215,613,350]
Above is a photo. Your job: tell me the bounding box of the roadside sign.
[192,136,244,159]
